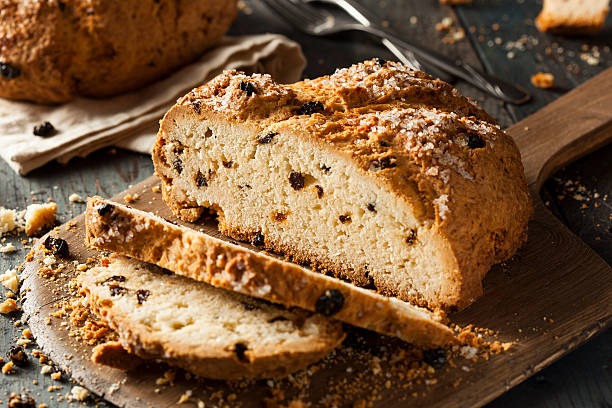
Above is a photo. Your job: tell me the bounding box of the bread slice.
[85,196,456,347]
[152,60,533,311]
[536,0,610,35]
[78,254,345,379]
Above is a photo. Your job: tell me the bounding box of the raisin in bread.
[85,196,456,346]
[152,60,533,312]
[0,0,236,103]
[78,255,344,379]
[536,0,610,35]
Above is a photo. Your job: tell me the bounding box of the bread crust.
[153,61,533,311]
[536,0,610,35]
[79,254,345,380]
[0,0,237,103]
[86,196,456,347]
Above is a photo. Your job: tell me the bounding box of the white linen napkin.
[0,34,306,175]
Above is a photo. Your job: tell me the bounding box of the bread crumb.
[2,361,15,374]
[124,194,139,203]
[25,202,57,236]
[1,269,19,292]
[0,243,16,253]
[439,0,472,3]
[178,390,193,404]
[152,185,161,193]
[69,193,85,203]
[0,298,18,313]
[50,371,62,380]
[70,386,89,401]
[531,72,555,88]
[41,365,53,375]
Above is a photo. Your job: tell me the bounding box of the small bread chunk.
[78,255,345,379]
[152,60,532,311]
[536,0,610,35]
[85,197,457,347]
[531,73,555,89]
[24,202,57,236]
[91,341,144,371]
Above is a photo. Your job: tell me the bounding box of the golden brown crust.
[153,60,533,311]
[91,341,144,371]
[85,196,457,347]
[0,0,237,103]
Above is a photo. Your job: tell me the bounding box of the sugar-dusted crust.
[85,196,457,347]
[536,0,610,35]
[79,254,345,380]
[153,60,533,311]
[0,0,236,103]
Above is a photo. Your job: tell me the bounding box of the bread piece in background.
[536,0,610,35]
[0,0,237,104]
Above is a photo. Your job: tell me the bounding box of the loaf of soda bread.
[152,60,533,311]
[0,0,236,103]
[78,255,345,379]
[85,196,456,346]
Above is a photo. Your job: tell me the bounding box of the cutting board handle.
[508,67,612,191]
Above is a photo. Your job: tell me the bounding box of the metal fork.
[262,0,531,104]
[305,0,455,83]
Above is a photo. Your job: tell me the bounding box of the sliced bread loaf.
[536,0,610,35]
[78,254,345,379]
[85,196,456,347]
[151,60,533,311]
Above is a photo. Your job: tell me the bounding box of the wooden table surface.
[1,0,610,407]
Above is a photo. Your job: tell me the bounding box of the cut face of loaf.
[153,60,533,311]
[78,255,345,379]
[85,196,456,347]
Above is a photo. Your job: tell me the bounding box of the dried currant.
[251,232,265,247]
[7,393,36,408]
[374,58,388,67]
[233,342,249,363]
[268,316,288,323]
[241,302,258,311]
[33,122,56,137]
[7,345,28,366]
[103,275,126,284]
[379,140,389,147]
[238,81,256,96]
[289,171,305,190]
[406,229,417,245]
[222,160,233,168]
[191,100,202,114]
[297,101,324,115]
[315,289,344,316]
[315,185,324,199]
[96,203,114,217]
[321,164,331,173]
[58,1,66,11]
[257,132,277,144]
[136,289,150,304]
[423,348,447,369]
[466,132,486,149]
[274,212,287,222]
[109,285,127,296]
[0,62,20,79]
[173,158,183,174]
[370,156,397,171]
[366,203,376,212]
[339,214,351,224]
[196,171,208,187]
[43,236,69,257]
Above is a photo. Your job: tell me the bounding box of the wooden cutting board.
[21,68,612,408]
